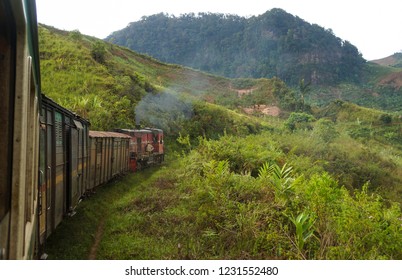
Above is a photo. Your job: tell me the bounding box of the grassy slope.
[45,168,161,259]
[45,133,402,260]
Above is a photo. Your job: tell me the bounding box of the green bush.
[284,112,316,131]
[379,114,392,124]
[91,41,107,64]
[313,118,339,143]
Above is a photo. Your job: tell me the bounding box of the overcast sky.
[36,0,402,60]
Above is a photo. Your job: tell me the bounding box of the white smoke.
[135,92,193,133]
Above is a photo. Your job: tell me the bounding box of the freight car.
[38,95,90,252]
[0,0,164,259]
[88,131,131,190]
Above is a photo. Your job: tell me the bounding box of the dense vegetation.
[307,62,402,112]
[40,25,402,260]
[46,126,402,260]
[107,9,366,85]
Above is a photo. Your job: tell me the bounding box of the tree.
[284,112,315,131]
[298,78,311,111]
[70,29,82,41]
[314,118,339,143]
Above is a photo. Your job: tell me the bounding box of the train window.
[55,111,63,146]
[47,109,53,125]
[0,1,16,220]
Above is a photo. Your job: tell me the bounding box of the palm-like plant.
[258,162,294,205]
[289,212,316,259]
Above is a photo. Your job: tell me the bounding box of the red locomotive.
[115,128,164,171]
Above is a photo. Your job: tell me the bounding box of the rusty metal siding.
[89,131,130,187]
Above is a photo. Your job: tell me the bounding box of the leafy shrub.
[69,29,82,41]
[313,118,339,143]
[348,126,372,140]
[379,114,392,124]
[284,112,316,131]
[91,41,107,64]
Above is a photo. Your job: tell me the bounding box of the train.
[0,0,164,260]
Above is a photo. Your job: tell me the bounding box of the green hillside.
[39,25,283,134]
[107,9,365,85]
[40,25,402,260]
[307,62,402,112]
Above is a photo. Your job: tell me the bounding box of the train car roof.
[42,94,90,125]
[146,127,163,133]
[115,128,153,133]
[89,131,131,138]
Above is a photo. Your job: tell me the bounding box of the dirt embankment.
[378,71,402,89]
[242,105,281,116]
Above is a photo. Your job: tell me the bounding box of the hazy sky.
[35,0,402,60]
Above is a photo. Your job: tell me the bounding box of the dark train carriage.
[38,96,89,250]
[0,0,41,259]
[88,131,130,190]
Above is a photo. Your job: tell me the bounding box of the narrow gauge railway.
[0,0,164,259]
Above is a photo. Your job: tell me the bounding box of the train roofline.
[115,128,153,133]
[89,131,131,138]
[42,94,90,125]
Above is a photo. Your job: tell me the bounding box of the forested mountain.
[106,9,366,85]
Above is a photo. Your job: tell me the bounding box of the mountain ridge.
[106,8,366,85]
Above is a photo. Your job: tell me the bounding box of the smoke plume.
[135,92,193,133]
